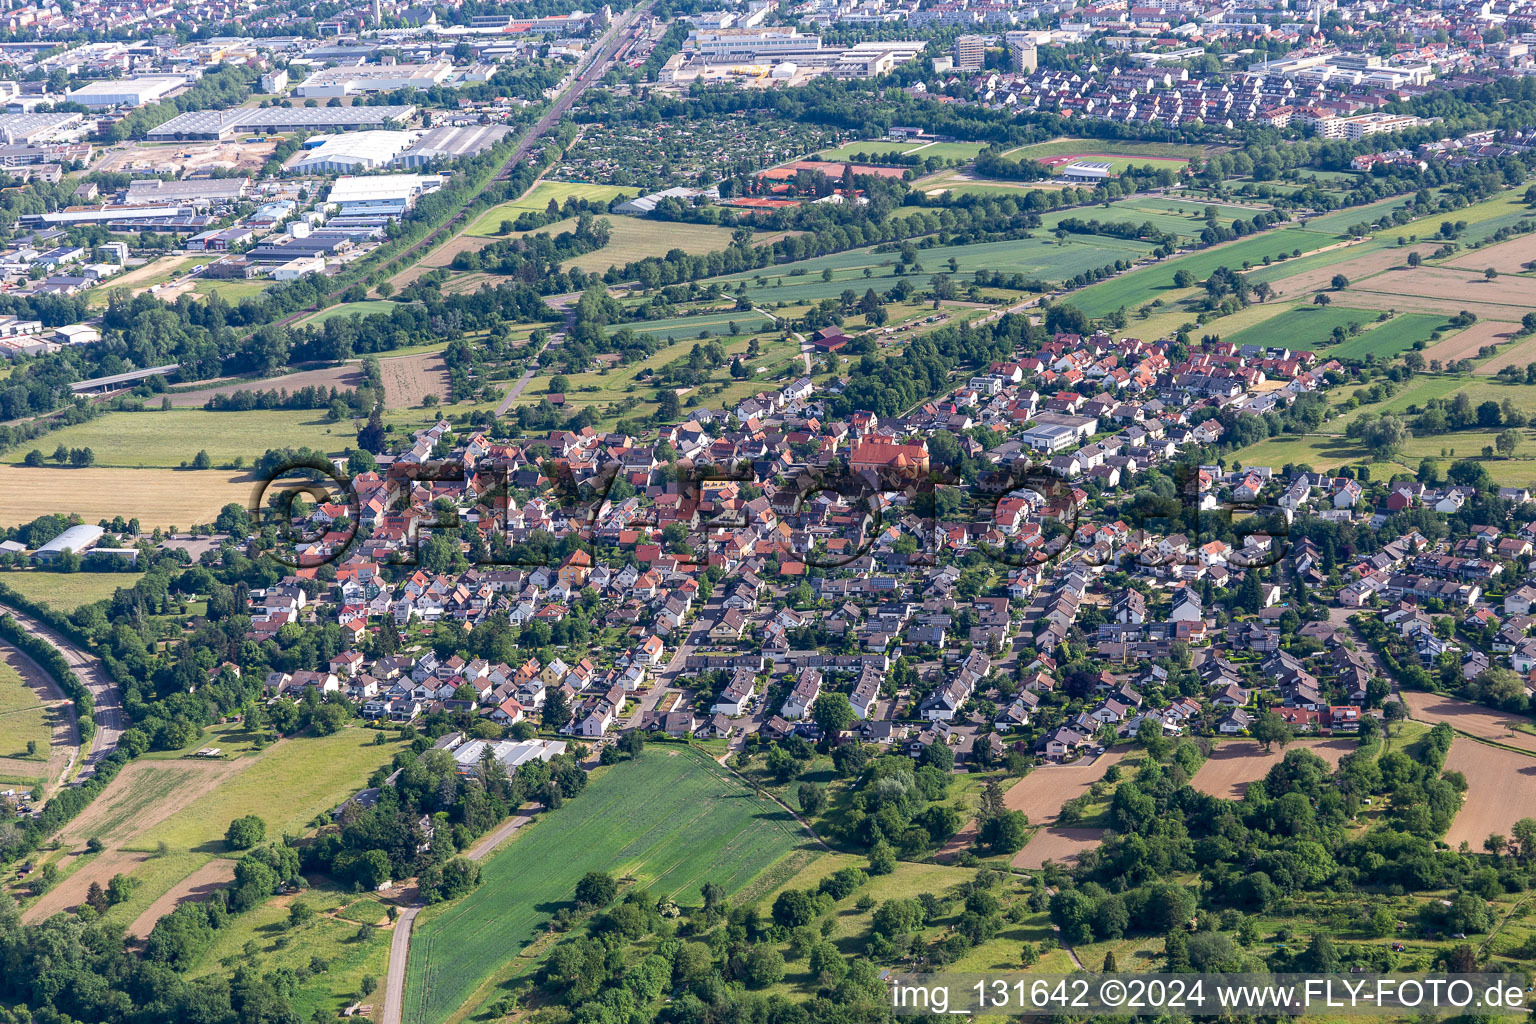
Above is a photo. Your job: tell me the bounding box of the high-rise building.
[954,34,986,71]
[373,0,382,26]
[1009,41,1037,72]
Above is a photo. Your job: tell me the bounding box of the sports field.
[1068,228,1337,317]
[1004,138,1214,163]
[464,181,638,237]
[301,299,402,325]
[3,410,348,469]
[402,750,815,1024]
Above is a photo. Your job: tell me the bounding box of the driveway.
[379,806,540,1024]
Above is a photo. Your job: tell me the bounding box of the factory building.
[292,130,415,173]
[66,75,184,108]
[293,60,454,97]
[326,174,442,218]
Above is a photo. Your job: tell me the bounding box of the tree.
[618,729,645,758]
[574,870,617,907]
[1331,274,1350,290]
[811,692,855,736]
[1485,267,1499,281]
[773,889,817,928]
[1314,293,1331,307]
[867,839,896,875]
[978,809,1029,853]
[1496,428,1520,458]
[1407,251,1422,267]
[1383,700,1408,735]
[1511,817,1536,861]
[191,450,211,470]
[797,781,826,816]
[1173,269,1195,288]
[740,947,785,987]
[543,688,571,731]
[225,815,266,850]
[1251,711,1293,752]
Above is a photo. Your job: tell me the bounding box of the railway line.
[272,4,651,331]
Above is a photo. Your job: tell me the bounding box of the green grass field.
[0,571,143,611]
[713,233,1154,307]
[815,140,926,160]
[623,309,776,339]
[465,181,638,237]
[301,299,404,326]
[402,750,816,1024]
[1069,227,1337,317]
[3,410,351,469]
[0,653,51,771]
[191,279,270,302]
[1330,313,1450,360]
[1216,305,1384,351]
[563,217,738,274]
[1004,138,1215,161]
[1041,195,1251,241]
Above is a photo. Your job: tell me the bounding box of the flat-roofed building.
[66,75,184,108]
[291,130,415,173]
[326,173,442,218]
[33,524,104,563]
[124,177,249,206]
[293,60,453,97]
[393,125,512,168]
[687,28,821,59]
[147,105,417,141]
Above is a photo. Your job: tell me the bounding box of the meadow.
[562,216,738,275]
[1041,195,1250,241]
[0,571,143,611]
[402,750,816,1024]
[34,726,407,942]
[300,299,404,326]
[2,410,350,469]
[622,309,776,339]
[712,233,1154,307]
[188,881,394,1020]
[1068,227,1337,317]
[0,650,58,784]
[464,181,638,238]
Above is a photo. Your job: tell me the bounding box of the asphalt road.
[379,806,540,1024]
[0,603,123,780]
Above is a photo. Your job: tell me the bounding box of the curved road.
[380,806,540,1024]
[0,603,123,780]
